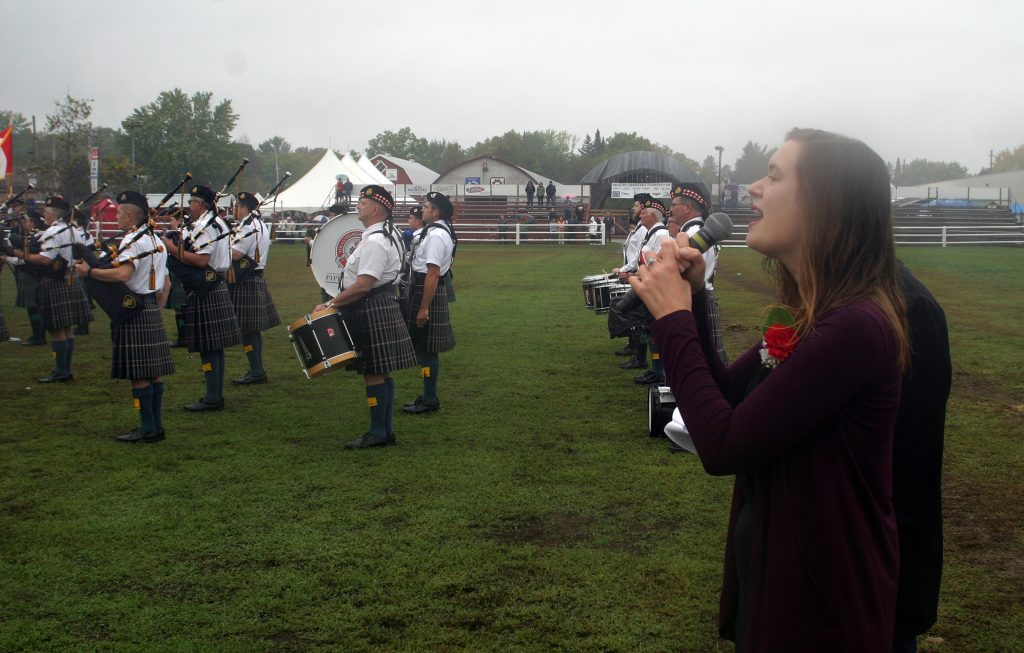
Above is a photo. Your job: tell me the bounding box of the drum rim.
[307,351,358,378]
[287,307,340,332]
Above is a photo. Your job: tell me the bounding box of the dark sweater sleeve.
[652,302,897,475]
[690,291,762,405]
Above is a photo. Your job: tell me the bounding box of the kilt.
[182,281,242,353]
[340,290,416,376]
[706,288,727,364]
[39,276,93,331]
[15,269,40,309]
[229,271,281,334]
[166,272,187,311]
[403,276,455,354]
[74,277,94,319]
[111,297,175,379]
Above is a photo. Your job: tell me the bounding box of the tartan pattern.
[166,272,187,310]
[73,278,94,321]
[339,291,416,376]
[15,269,40,309]
[403,278,455,354]
[705,288,728,364]
[229,272,281,335]
[111,299,175,379]
[182,281,242,353]
[39,276,93,331]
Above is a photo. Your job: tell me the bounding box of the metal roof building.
[581,151,706,208]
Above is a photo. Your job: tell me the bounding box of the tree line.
[3,90,1018,202]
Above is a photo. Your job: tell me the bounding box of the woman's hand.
[673,234,707,295]
[629,237,702,319]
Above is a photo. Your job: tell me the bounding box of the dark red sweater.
[652,293,901,652]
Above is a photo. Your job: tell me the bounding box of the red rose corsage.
[759,307,799,368]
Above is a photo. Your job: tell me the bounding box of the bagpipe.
[72,225,161,331]
[152,171,226,296]
[228,171,291,286]
[19,186,108,281]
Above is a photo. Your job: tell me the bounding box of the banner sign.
[610,183,672,199]
[89,147,100,193]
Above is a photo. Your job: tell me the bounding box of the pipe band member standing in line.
[22,195,94,383]
[229,191,281,385]
[160,184,242,411]
[402,191,456,414]
[5,199,47,346]
[314,185,417,449]
[613,193,650,370]
[74,191,175,443]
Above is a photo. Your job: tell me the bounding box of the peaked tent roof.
[269,149,388,213]
[354,153,395,187]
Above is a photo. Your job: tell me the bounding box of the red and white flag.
[0,124,12,180]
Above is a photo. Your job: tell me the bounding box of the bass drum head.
[310,214,365,294]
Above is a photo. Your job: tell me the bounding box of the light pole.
[714,145,724,207]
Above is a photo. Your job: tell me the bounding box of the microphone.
[612,212,733,317]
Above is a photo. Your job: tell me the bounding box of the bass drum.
[309,214,365,294]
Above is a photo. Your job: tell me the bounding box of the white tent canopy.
[267,149,393,213]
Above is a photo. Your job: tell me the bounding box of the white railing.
[719,224,1024,248]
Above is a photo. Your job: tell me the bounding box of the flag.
[0,124,12,180]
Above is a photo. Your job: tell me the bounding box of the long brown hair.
[767,128,908,368]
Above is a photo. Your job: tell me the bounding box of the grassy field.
[1,242,1021,652]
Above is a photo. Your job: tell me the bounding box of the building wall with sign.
[434,155,560,188]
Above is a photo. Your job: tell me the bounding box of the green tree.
[121,89,239,192]
[43,94,94,199]
[732,141,775,184]
[366,127,427,160]
[893,159,967,186]
[469,129,577,181]
[698,155,718,188]
[419,139,465,174]
[987,144,1024,174]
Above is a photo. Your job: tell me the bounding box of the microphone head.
[285,171,292,177]
[703,212,733,243]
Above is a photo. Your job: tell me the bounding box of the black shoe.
[402,397,440,414]
[668,440,689,454]
[613,346,633,356]
[183,398,225,412]
[619,359,647,370]
[38,372,73,383]
[170,339,186,349]
[345,431,395,449]
[143,429,166,443]
[402,396,423,410]
[20,337,46,346]
[232,372,268,385]
[116,428,146,443]
[633,371,665,385]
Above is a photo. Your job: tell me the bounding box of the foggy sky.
[7,0,1021,174]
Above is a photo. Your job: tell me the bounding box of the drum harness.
[401,219,457,294]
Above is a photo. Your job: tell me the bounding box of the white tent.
[267,149,391,213]
[355,153,394,187]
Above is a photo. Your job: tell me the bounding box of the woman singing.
[632,128,908,652]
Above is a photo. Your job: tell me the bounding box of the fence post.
[515,223,521,246]
[941,225,947,248]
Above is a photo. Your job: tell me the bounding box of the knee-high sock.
[215,349,226,400]
[174,312,185,341]
[384,377,395,435]
[200,351,217,402]
[650,340,663,376]
[52,339,69,375]
[132,384,155,433]
[635,339,648,366]
[366,382,388,437]
[66,337,75,372]
[420,354,439,403]
[243,333,264,375]
[28,307,44,341]
[152,382,165,431]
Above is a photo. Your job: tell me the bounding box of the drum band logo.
[335,230,362,269]
[327,327,336,337]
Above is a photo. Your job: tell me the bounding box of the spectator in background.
[574,202,584,225]
[588,214,600,243]
[497,213,509,243]
[525,180,536,208]
[556,213,567,245]
[564,197,574,223]
[548,212,558,242]
[546,181,556,206]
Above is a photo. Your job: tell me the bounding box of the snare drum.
[593,280,629,313]
[581,274,609,310]
[648,385,675,438]
[287,308,358,378]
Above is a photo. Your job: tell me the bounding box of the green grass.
[0,243,1021,652]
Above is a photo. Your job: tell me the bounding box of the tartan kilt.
[111,298,175,379]
[705,288,727,364]
[166,272,187,311]
[15,270,40,309]
[229,272,281,335]
[182,281,242,353]
[0,310,8,341]
[339,291,416,376]
[403,279,455,354]
[39,276,93,331]
[74,277,95,321]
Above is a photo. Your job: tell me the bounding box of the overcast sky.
[6,0,1020,174]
